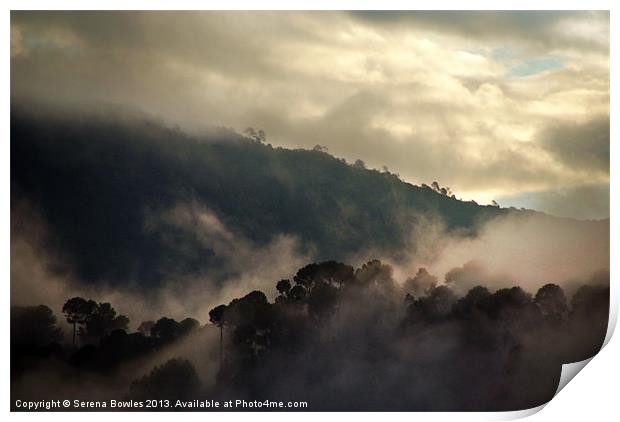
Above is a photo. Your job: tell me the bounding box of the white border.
[3,1,617,420]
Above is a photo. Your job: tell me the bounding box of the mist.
[11,198,309,328]
[395,212,608,293]
[10,105,609,411]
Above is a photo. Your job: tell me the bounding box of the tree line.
[11,259,609,411]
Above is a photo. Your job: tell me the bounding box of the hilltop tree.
[430,181,453,197]
[243,127,266,143]
[353,159,366,169]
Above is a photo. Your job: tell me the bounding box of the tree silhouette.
[62,297,97,347]
[306,281,339,320]
[571,284,609,315]
[11,305,63,378]
[179,317,199,334]
[481,286,534,320]
[293,261,355,290]
[11,305,63,349]
[83,302,129,343]
[534,284,568,322]
[430,181,453,196]
[209,304,227,366]
[147,316,198,344]
[291,261,356,320]
[215,291,274,364]
[452,285,491,318]
[289,285,307,303]
[243,127,266,143]
[276,279,292,296]
[405,268,438,298]
[355,259,394,290]
[151,317,181,343]
[137,320,155,336]
[423,285,458,319]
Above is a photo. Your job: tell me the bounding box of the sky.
[10,11,610,219]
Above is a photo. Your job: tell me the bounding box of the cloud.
[401,213,609,294]
[10,11,609,218]
[540,117,609,174]
[497,184,610,221]
[350,11,609,53]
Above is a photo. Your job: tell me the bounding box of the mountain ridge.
[10,107,606,287]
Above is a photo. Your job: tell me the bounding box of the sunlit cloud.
[10,10,609,219]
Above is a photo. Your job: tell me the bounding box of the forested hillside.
[12,108,517,286]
